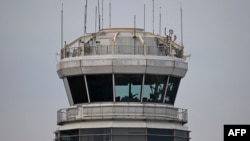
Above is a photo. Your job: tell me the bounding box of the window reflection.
[67,74,182,104]
[115,74,143,102]
[165,77,181,105]
[143,75,168,103]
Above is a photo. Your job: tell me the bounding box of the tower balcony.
[57,103,187,125]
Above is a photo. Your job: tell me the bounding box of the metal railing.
[60,45,171,59]
[57,103,187,125]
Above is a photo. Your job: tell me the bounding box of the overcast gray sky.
[0,0,250,141]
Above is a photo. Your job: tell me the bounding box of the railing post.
[63,42,67,58]
[82,43,85,56]
[112,43,115,55]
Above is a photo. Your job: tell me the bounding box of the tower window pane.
[113,135,145,141]
[143,75,168,103]
[86,74,113,102]
[175,130,188,138]
[175,137,188,141]
[147,128,174,135]
[115,74,143,102]
[113,128,145,135]
[165,76,181,105]
[68,75,88,104]
[61,129,79,137]
[80,128,111,135]
[61,136,79,141]
[80,135,111,141]
[60,129,79,141]
[148,135,173,141]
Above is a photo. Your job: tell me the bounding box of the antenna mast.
[134,15,136,54]
[102,0,104,29]
[61,3,63,49]
[98,0,100,31]
[109,2,111,28]
[84,0,88,35]
[180,1,183,46]
[95,6,97,33]
[159,7,161,35]
[144,4,145,32]
[152,0,155,34]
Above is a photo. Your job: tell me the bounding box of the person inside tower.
[121,92,139,102]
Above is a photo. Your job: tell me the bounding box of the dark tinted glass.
[148,135,173,141]
[113,135,145,141]
[147,128,174,135]
[165,76,181,105]
[86,74,113,102]
[80,135,111,141]
[61,129,79,136]
[68,75,88,104]
[61,136,79,141]
[80,128,111,135]
[113,128,145,135]
[175,130,188,137]
[143,75,168,103]
[175,137,188,141]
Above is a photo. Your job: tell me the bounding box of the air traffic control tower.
[54,3,190,141]
[54,27,190,141]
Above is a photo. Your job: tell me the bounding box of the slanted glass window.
[175,137,188,141]
[113,135,145,141]
[165,76,181,105]
[61,136,79,141]
[143,75,168,103]
[147,128,174,135]
[80,128,111,135]
[80,135,111,141]
[115,74,143,102]
[80,128,111,141]
[147,128,174,141]
[113,128,146,141]
[86,74,113,102]
[61,129,79,137]
[113,128,146,135]
[175,130,188,138]
[68,75,88,104]
[60,129,79,141]
[148,136,173,141]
